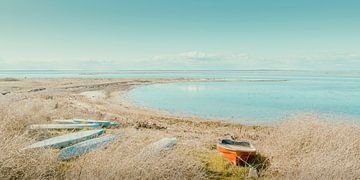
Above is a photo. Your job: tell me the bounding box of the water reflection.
[129,80,360,124]
[180,86,205,92]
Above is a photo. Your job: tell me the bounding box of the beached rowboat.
[53,119,80,124]
[24,129,105,149]
[73,119,119,127]
[133,137,177,161]
[216,139,256,165]
[58,133,122,160]
[29,123,100,130]
[144,137,177,152]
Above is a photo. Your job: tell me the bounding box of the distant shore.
[0,78,359,179]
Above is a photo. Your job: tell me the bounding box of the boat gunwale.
[216,139,256,153]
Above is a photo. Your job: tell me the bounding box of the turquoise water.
[1,70,360,80]
[129,73,360,124]
[2,70,360,124]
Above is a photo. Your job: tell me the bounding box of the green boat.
[29,123,100,130]
[24,129,105,149]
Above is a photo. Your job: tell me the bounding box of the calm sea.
[1,70,359,124]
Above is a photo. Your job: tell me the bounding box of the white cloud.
[177,51,220,61]
[278,52,360,62]
[0,51,359,70]
[150,51,271,70]
[153,51,251,62]
[151,51,360,70]
[155,51,228,60]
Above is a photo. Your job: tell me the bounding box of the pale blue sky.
[0,0,359,70]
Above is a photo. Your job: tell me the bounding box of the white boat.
[145,137,177,152]
[58,133,122,160]
[29,123,100,130]
[52,120,80,124]
[133,137,177,161]
[24,129,105,149]
[73,119,119,127]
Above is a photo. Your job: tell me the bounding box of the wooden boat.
[24,129,104,149]
[29,123,100,130]
[58,133,122,160]
[216,139,256,165]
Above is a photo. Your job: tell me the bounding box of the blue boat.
[25,129,105,149]
[58,133,122,160]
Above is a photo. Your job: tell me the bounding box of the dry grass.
[260,114,360,179]
[0,102,62,179]
[0,98,206,179]
[65,129,206,179]
[1,79,360,179]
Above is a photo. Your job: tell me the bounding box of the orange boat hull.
[217,145,256,165]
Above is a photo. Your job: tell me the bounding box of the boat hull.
[217,145,256,165]
[58,133,122,160]
[73,119,119,128]
[29,123,100,130]
[25,129,105,149]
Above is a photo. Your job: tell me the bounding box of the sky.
[0,0,360,70]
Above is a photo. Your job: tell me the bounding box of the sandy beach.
[1,78,359,179]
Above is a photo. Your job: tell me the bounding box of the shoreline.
[1,78,359,179]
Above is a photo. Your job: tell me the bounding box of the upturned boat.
[24,129,104,149]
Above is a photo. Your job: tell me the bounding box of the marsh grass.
[201,152,269,179]
[203,153,248,179]
[0,101,63,179]
[260,114,360,179]
[64,131,206,179]
[1,87,360,179]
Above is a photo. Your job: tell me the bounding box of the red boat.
[217,139,256,165]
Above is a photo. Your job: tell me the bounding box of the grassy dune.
[0,78,359,179]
